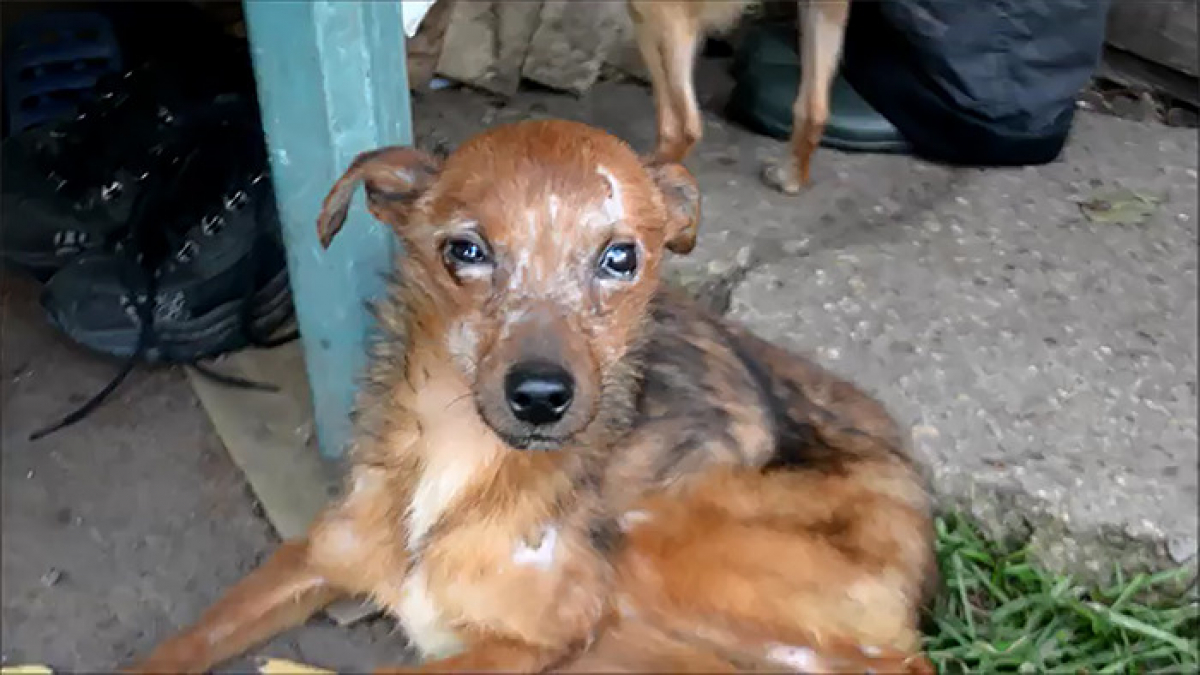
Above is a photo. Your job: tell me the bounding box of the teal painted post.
[242,1,413,457]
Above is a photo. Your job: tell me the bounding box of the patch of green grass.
[925,515,1198,673]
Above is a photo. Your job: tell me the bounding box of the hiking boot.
[30,96,296,440]
[726,22,909,154]
[1,59,256,278]
[40,103,294,363]
[40,189,293,363]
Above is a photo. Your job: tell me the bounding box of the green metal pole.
[242,0,412,457]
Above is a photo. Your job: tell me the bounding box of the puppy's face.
[318,120,699,451]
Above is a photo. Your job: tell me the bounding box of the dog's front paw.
[120,641,212,675]
[766,642,934,674]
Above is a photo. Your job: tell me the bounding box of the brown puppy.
[129,120,935,673]
[629,0,851,193]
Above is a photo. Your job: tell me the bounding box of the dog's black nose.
[505,361,574,426]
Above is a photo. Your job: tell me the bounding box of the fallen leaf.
[1078,188,1161,225]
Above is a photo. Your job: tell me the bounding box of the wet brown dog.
[129,119,935,673]
[629,0,850,193]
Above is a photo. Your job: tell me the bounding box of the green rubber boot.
[727,23,909,154]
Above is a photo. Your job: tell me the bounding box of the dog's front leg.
[376,637,566,674]
[126,538,348,674]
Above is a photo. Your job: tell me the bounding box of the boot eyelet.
[101,181,124,202]
[223,190,248,211]
[201,214,225,235]
[176,240,198,263]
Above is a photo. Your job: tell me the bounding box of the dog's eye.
[444,237,490,267]
[597,242,638,280]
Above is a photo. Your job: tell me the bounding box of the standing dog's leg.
[658,19,704,165]
[632,6,681,162]
[632,3,704,164]
[764,0,850,193]
[127,540,345,674]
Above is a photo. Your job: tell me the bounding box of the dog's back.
[564,290,936,671]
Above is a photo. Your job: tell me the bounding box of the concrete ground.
[2,71,1196,670]
[0,271,411,671]
[411,79,1199,578]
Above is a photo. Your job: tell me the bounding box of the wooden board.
[1106,0,1198,78]
[1100,45,1200,107]
[186,342,379,626]
[186,343,337,540]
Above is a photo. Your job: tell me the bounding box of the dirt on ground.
[0,270,409,672]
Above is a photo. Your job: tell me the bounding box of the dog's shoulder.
[638,291,908,479]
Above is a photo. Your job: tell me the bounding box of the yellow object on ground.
[257,658,336,674]
[1,659,333,675]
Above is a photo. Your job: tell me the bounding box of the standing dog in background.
[128,120,934,673]
[629,0,850,194]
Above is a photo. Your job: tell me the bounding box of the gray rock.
[521,1,628,95]
[604,10,650,83]
[436,0,543,97]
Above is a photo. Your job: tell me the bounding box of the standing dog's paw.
[761,162,804,195]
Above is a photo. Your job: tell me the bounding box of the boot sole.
[46,267,295,362]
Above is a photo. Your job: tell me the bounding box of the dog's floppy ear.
[647,162,700,255]
[316,146,442,248]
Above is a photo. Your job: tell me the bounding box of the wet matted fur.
[129,120,936,674]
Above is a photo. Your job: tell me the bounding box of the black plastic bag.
[843,0,1112,166]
